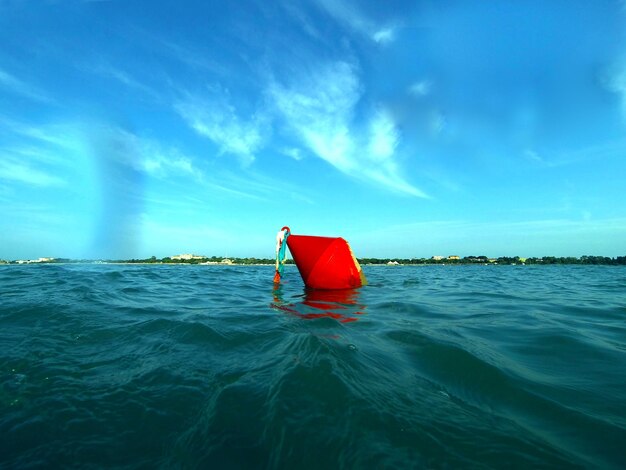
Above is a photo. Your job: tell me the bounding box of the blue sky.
[1,0,626,260]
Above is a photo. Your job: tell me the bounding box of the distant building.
[447,255,460,260]
[200,258,234,265]
[432,256,444,261]
[387,260,400,265]
[15,257,56,264]
[171,254,204,261]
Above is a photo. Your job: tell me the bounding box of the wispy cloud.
[86,125,202,179]
[409,80,432,97]
[175,90,268,166]
[141,148,195,177]
[280,2,324,41]
[152,36,229,76]
[603,59,626,121]
[3,119,198,180]
[523,139,626,168]
[0,119,87,189]
[0,145,76,170]
[1,116,303,203]
[270,61,359,171]
[0,116,82,150]
[213,168,315,205]
[0,158,66,187]
[371,27,396,45]
[524,149,545,164]
[313,0,399,44]
[92,124,311,203]
[368,111,398,161]
[362,110,429,197]
[429,110,446,135]
[0,68,51,103]
[269,61,427,197]
[281,147,304,161]
[82,62,158,98]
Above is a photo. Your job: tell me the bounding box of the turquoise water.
[1,264,625,469]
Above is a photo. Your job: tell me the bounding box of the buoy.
[282,229,367,289]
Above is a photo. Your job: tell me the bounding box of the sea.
[1,263,625,469]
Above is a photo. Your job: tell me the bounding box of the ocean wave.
[1,264,625,468]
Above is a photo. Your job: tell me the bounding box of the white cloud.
[142,151,194,176]
[368,111,398,161]
[0,158,66,187]
[409,80,432,97]
[281,147,304,161]
[269,61,427,197]
[175,92,266,166]
[269,61,359,171]
[372,27,396,45]
[0,68,51,102]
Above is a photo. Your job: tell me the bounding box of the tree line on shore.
[3,255,625,265]
[133,255,626,265]
[358,255,626,265]
[88,254,626,265]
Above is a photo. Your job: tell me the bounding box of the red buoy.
[286,233,367,289]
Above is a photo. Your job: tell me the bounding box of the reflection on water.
[271,285,366,323]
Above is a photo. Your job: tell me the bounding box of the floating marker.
[278,228,367,289]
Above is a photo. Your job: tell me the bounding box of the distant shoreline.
[1,255,625,266]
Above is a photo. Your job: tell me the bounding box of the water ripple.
[1,264,625,468]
